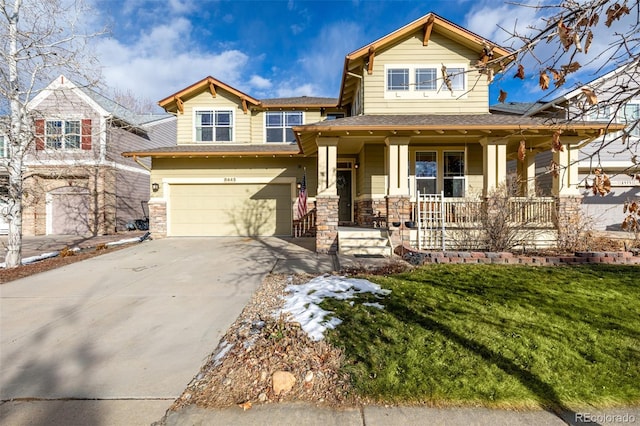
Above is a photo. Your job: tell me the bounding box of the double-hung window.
[195,110,233,142]
[443,68,465,91]
[46,120,80,149]
[443,151,465,197]
[623,103,640,136]
[415,152,437,195]
[265,111,302,143]
[0,135,7,158]
[385,64,467,99]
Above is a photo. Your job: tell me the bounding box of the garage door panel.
[169,183,292,237]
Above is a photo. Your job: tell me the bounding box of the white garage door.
[169,183,292,236]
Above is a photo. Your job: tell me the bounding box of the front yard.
[323,264,640,409]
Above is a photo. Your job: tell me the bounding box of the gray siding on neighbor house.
[115,167,150,230]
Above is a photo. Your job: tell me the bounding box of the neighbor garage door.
[168,183,292,236]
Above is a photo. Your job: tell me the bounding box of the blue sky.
[88,0,632,109]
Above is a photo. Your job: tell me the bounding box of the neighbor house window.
[415,68,437,91]
[443,151,465,197]
[623,103,640,136]
[265,111,302,142]
[387,68,409,91]
[589,105,611,121]
[0,135,7,158]
[415,152,437,195]
[45,120,80,149]
[195,110,233,142]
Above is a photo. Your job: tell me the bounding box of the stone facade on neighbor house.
[0,75,176,236]
[494,62,640,232]
[124,12,622,254]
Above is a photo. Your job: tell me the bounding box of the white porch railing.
[414,194,557,250]
[293,208,317,237]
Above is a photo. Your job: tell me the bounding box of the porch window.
[195,110,233,142]
[387,68,409,91]
[415,152,437,195]
[266,111,303,142]
[443,151,465,197]
[0,135,6,158]
[45,120,81,149]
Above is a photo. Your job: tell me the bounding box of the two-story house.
[0,75,176,236]
[124,13,620,253]
[516,62,640,231]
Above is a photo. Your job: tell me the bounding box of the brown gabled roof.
[339,12,513,107]
[158,76,261,113]
[122,143,301,158]
[260,96,338,108]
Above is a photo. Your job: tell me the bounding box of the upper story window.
[588,105,611,121]
[385,64,467,100]
[265,111,302,143]
[387,68,409,91]
[0,135,7,158]
[195,110,233,142]
[325,112,345,121]
[46,120,81,150]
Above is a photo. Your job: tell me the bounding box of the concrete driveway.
[0,237,333,425]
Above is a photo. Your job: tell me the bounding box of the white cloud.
[275,83,318,98]
[92,18,249,105]
[168,0,194,14]
[464,0,541,45]
[249,75,272,90]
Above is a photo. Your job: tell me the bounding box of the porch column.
[385,137,411,248]
[315,136,339,254]
[517,152,537,196]
[316,137,339,196]
[553,141,583,248]
[385,136,410,195]
[481,138,507,195]
[552,142,581,196]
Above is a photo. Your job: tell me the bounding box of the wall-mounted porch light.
[151,183,160,192]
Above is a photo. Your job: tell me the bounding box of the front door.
[337,169,352,223]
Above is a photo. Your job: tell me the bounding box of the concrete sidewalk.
[161,402,640,426]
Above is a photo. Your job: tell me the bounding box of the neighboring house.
[0,75,176,236]
[496,62,640,230]
[124,13,620,253]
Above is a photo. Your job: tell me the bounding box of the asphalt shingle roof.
[260,96,338,106]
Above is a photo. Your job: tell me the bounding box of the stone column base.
[315,195,339,254]
[148,199,167,238]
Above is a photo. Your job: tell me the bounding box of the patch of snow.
[212,340,234,367]
[277,274,391,341]
[363,302,385,309]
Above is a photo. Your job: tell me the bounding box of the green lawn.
[322,265,640,409]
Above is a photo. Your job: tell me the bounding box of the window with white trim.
[265,111,302,142]
[195,110,233,142]
[384,64,467,99]
[622,103,640,136]
[45,120,80,149]
[0,135,7,158]
[443,151,465,197]
[415,152,437,195]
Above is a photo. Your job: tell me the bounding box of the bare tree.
[489,1,640,166]
[0,0,103,267]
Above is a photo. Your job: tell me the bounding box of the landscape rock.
[272,371,296,395]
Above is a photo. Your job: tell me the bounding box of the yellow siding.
[176,89,252,145]
[361,145,386,195]
[364,31,489,114]
[466,143,484,196]
[151,157,316,198]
